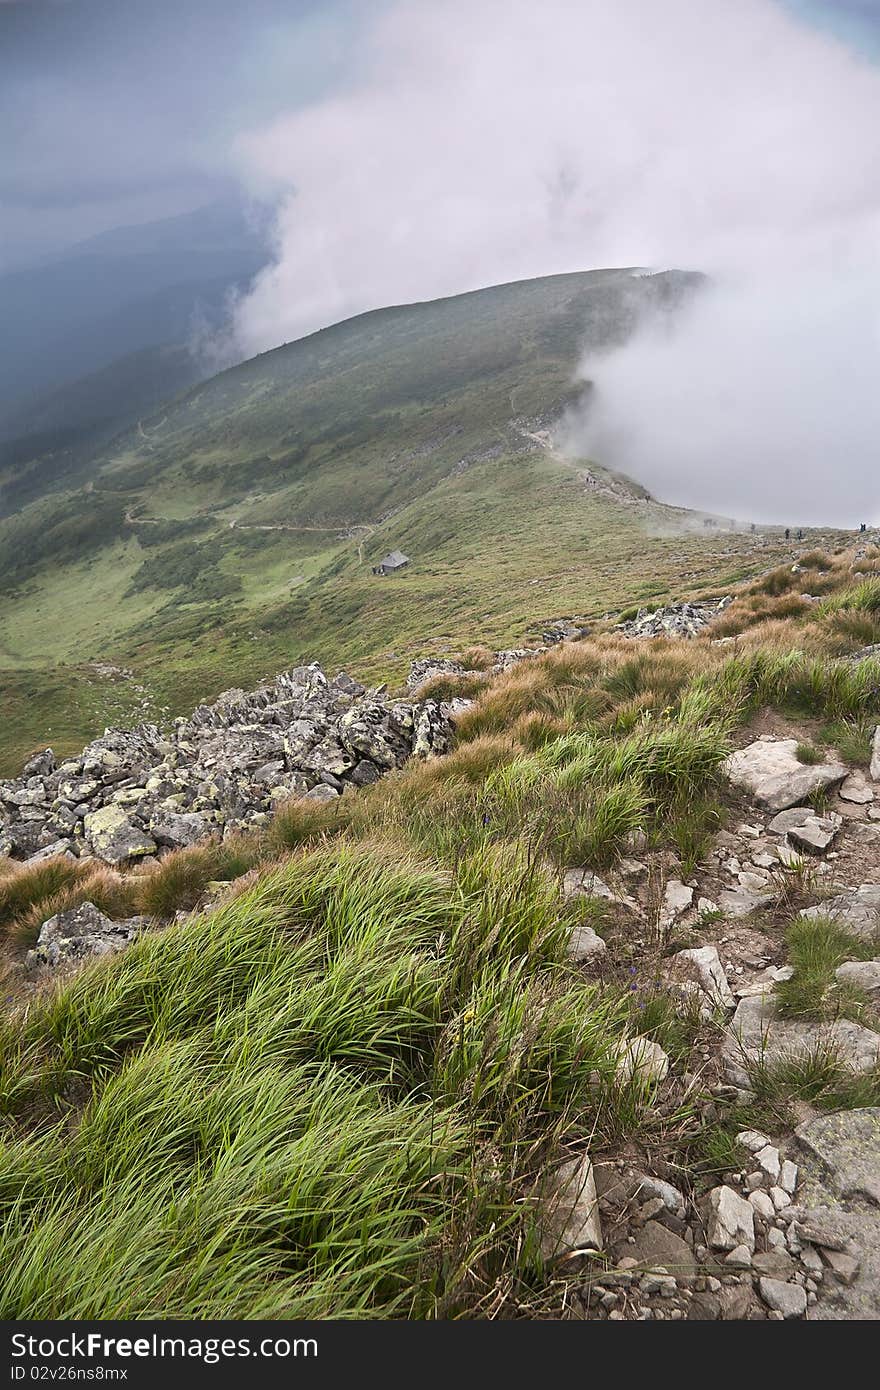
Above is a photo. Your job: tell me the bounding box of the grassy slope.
[0,266,851,773]
[3,551,880,1317]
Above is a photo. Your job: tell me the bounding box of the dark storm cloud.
[0,0,365,265]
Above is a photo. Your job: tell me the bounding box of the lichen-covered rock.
[82,805,157,864]
[28,901,148,968]
[616,597,732,639]
[0,662,458,866]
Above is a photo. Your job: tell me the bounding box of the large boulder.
[149,811,214,849]
[724,738,848,812]
[83,805,157,865]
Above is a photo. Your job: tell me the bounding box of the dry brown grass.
[0,857,139,949]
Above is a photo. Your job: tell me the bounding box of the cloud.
[229,0,880,522]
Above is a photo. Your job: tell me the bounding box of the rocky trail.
[546,718,880,1320]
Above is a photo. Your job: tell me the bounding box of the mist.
[228,0,880,524]
[562,262,880,527]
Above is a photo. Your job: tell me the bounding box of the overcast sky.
[0,0,365,267]
[3,0,880,521]
[1,0,878,272]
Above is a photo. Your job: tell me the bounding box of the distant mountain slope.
[0,199,268,473]
[1,264,797,773]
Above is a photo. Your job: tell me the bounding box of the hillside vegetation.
[0,267,849,772]
[2,547,880,1318]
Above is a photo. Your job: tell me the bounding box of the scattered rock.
[27,901,148,969]
[0,663,459,867]
[540,1152,603,1260]
[758,1277,807,1318]
[707,1186,755,1253]
[615,597,732,640]
[723,994,880,1087]
[839,771,874,805]
[724,738,848,812]
[800,884,880,942]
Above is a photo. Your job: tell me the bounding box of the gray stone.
[752,1249,794,1279]
[780,1159,799,1195]
[672,945,735,1010]
[796,1109,880,1207]
[725,1245,752,1269]
[736,1129,771,1154]
[717,888,775,918]
[755,1145,781,1184]
[835,959,880,994]
[725,739,847,812]
[800,884,880,942]
[788,816,842,855]
[302,783,340,803]
[24,840,75,863]
[659,879,694,928]
[615,597,732,640]
[768,806,826,835]
[567,921,607,962]
[540,1152,602,1260]
[748,1190,776,1220]
[839,771,874,805]
[28,901,147,969]
[723,993,880,1087]
[83,805,156,865]
[871,725,880,782]
[562,869,638,915]
[822,1249,860,1284]
[707,1186,755,1253]
[758,1277,807,1318]
[619,1220,696,1277]
[632,1176,687,1218]
[149,811,212,849]
[614,1035,670,1086]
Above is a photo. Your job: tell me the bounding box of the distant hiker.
[785,527,790,541]
[750,523,756,533]
[861,523,867,533]
[796,528,803,541]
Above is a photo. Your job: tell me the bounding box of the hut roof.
[380,550,409,568]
